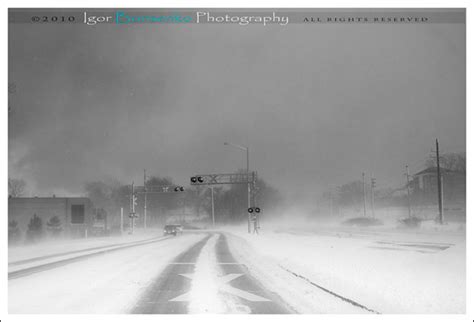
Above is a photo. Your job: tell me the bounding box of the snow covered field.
[223,220,466,314]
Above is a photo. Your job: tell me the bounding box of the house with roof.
[410,167,465,209]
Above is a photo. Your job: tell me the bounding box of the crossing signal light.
[174,186,185,192]
[371,178,376,188]
[190,176,204,184]
[248,207,261,214]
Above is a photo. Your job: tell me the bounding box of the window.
[71,204,85,224]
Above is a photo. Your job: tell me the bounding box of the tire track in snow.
[279,265,380,314]
[131,233,211,314]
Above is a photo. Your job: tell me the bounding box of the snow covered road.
[132,233,292,314]
[10,227,463,314]
[8,232,206,313]
[9,231,295,314]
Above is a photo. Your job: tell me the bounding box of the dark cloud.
[8,22,465,198]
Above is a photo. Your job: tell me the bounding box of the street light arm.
[224,141,251,233]
[224,142,247,152]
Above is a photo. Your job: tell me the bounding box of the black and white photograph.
[5,5,469,317]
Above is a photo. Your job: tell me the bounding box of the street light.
[224,142,251,233]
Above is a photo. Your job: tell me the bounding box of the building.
[8,197,94,239]
[411,167,466,206]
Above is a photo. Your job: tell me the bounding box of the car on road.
[163,224,183,236]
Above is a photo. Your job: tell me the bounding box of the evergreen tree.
[46,216,63,237]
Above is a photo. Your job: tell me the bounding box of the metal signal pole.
[224,142,251,233]
[370,177,375,218]
[120,207,123,234]
[211,186,215,227]
[130,182,135,234]
[362,172,367,217]
[247,148,250,233]
[436,139,444,224]
[144,169,147,229]
[405,166,412,218]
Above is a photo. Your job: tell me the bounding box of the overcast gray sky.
[8,20,465,199]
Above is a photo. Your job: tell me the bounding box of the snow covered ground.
[7,218,466,314]
[9,233,206,313]
[8,228,164,264]
[223,219,466,314]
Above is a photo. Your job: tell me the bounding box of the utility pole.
[182,197,186,222]
[362,172,367,217]
[143,169,147,229]
[210,186,215,227]
[130,182,136,234]
[329,191,333,217]
[436,139,444,224]
[405,165,411,218]
[370,176,375,218]
[120,207,123,234]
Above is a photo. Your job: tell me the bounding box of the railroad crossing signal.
[190,172,260,234]
[190,176,205,184]
[174,186,185,192]
[247,207,261,214]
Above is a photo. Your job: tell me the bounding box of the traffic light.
[174,186,185,192]
[190,176,204,184]
[371,178,376,188]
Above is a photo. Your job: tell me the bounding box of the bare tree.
[8,178,26,197]
[425,152,466,172]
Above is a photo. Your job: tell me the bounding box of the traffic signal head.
[248,207,261,214]
[174,186,185,192]
[190,176,204,184]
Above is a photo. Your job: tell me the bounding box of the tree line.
[83,171,282,229]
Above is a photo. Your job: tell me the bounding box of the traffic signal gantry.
[190,172,256,186]
[190,172,262,233]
